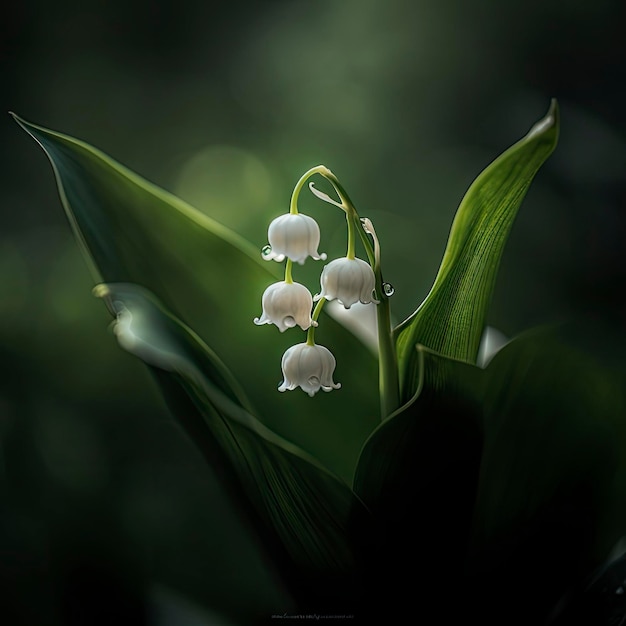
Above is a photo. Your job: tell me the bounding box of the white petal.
[254,281,314,332]
[267,213,326,264]
[317,257,377,309]
[308,182,344,209]
[277,343,340,396]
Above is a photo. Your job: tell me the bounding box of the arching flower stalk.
[254,164,400,417]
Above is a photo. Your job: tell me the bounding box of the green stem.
[359,220,400,420]
[306,298,326,346]
[323,171,400,420]
[375,290,400,420]
[346,211,356,260]
[289,165,332,214]
[321,171,356,210]
[284,259,293,284]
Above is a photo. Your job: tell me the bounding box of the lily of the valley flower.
[264,213,327,265]
[254,281,316,332]
[315,257,379,309]
[278,342,341,397]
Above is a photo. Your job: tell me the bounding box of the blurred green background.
[1,0,625,623]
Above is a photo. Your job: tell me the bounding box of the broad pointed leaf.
[95,283,371,612]
[353,346,482,619]
[13,115,378,481]
[354,325,626,623]
[467,328,626,624]
[395,100,559,401]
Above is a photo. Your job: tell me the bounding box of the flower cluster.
[254,167,380,396]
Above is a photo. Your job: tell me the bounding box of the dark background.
[1,0,625,624]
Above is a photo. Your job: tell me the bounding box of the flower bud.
[278,343,341,397]
[254,281,316,332]
[263,213,327,265]
[315,257,379,309]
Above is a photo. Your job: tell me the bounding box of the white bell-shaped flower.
[315,257,379,309]
[263,213,327,265]
[278,342,341,397]
[254,281,316,332]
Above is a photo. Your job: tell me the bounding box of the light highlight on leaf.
[95,282,370,606]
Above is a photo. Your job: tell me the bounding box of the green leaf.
[552,546,626,624]
[12,114,378,482]
[352,346,483,618]
[353,325,626,622]
[95,282,370,610]
[466,328,626,624]
[472,327,626,549]
[394,100,559,402]
[354,346,482,506]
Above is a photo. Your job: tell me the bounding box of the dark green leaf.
[354,326,626,622]
[466,328,626,624]
[550,544,626,625]
[395,100,559,402]
[353,346,482,618]
[95,282,370,611]
[13,114,378,481]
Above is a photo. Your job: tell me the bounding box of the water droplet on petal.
[262,245,272,259]
[284,316,296,328]
[383,282,395,296]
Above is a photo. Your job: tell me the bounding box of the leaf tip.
[9,111,29,135]
[547,97,559,125]
[548,97,559,114]
[525,98,559,141]
[9,111,29,129]
[9,112,47,147]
